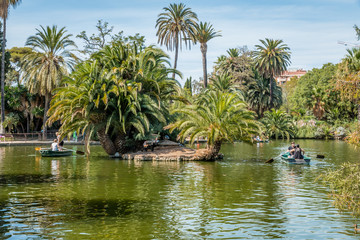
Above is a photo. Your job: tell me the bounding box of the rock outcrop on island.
[120,140,222,161]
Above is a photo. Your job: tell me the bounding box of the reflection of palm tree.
[0,0,22,133]
[22,25,76,138]
[156,3,198,80]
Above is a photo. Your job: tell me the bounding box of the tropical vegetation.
[0,3,359,159]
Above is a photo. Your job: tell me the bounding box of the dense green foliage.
[262,109,295,139]
[48,42,180,154]
[317,163,360,217]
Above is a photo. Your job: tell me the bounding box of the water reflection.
[0,142,359,239]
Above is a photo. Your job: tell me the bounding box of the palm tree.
[155,3,198,80]
[0,0,21,133]
[48,42,180,155]
[21,25,76,139]
[192,21,221,88]
[262,109,296,139]
[246,77,283,118]
[167,90,260,159]
[254,38,291,104]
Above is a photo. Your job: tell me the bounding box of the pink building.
[275,69,307,85]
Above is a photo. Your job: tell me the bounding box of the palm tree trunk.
[42,92,49,139]
[201,43,208,88]
[97,128,117,155]
[0,17,6,134]
[204,140,222,160]
[172,34,179,80]
[269,78,273,108]
[114,133,127,154]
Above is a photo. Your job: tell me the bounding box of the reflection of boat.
[281,152,311,164]
[39,148,73,157]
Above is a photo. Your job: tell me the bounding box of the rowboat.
[255,139,269,143]
[39,148,73,157]
[281,152,311,164]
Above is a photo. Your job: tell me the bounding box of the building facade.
[275,69,307,85]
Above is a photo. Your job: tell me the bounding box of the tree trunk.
[26,114,30,133]
[201,43,208,88]
[172,34,179,80]
[114,133,127,154]
[42,93,49,139]
[0,17,6,134]
[97,128,117,155]
[203,140,222,160]
[269,78,273,108]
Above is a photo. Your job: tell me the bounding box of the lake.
[0,140,359,239]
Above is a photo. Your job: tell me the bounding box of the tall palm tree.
[254,38,291,104]
[193,21,221,88]
[0,0,21,133]
[21,25,76,139]
[155,3,198,80]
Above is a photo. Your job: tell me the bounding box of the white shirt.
[51,142,58,151]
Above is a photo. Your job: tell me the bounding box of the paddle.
[316,154,325,159]
[265,158,274,163]
[75,150,85,155]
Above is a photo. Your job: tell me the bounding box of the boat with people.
[39,148,74,157]
[281,152,311,164]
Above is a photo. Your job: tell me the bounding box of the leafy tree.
[184,77,193,96]
[21,25,76,138]
[77,20,146,54]
[214,46,254,87]
[167,90,260,159]
[254,39,291,104]
[0,0,21,134]
[155,3,198,80]
[262,109,296,139]
[192,21,221,88]
[336,48,360,121]
[7,46,33,86]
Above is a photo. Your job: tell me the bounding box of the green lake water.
[0,140,359,239]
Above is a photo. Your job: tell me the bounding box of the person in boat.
[56,132,64,151]
[287,142,296,156]
[254,135,261,141]
[290,144,305,159]
[51,139,59,151]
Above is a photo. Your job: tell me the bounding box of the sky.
[5,0,360,85]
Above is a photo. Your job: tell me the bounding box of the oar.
[75,150,85,155]
[265,158,274,163]
[316,154,325,159]
[63,147,85,155]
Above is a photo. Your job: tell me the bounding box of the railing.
[0,131,84,142]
